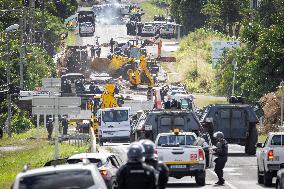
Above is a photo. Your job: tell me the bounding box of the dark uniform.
[116,142,157,189]
[145,158,169,189]
[116,162,157,189]
[46,119,53,140]
[213,132,228,185]
[140,139,169,189]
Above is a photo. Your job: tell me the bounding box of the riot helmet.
[213,131,224,141]
[127,142,145,162]
[140,139,155,160]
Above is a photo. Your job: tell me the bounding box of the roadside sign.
[212,41,240,69]
[32,107,81,115]
[32,97,81,107]
[42,78,61,93]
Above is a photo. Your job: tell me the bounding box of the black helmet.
[213,131,224,140]
[127,142,145,162]
[140,139,155,159]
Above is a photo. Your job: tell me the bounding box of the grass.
[0,129,38,147]
[66,30,77,46]
[173,29,231,94]
[139,1,167,22]
[0,128,89,189]
[194,94,228,109]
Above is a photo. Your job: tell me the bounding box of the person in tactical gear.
[213,131,228,185]
[116,142,157,189]
[46,117,53,140]
[140,139,169,189]
[62,116,68,135]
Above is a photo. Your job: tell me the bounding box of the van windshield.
[102,110,128,122]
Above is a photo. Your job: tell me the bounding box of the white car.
[79,22,95,37]
[12,162,107,189]
[160,23,175,38]
[141,24,155,36]
[155,131,207,186]
[256,132,284,186]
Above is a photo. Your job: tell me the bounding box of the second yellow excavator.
[127,55,155,89]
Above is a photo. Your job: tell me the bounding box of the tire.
[257,167,263,184]
[263,171,272,186]
[246,127,258,155]
[195,171,206,186]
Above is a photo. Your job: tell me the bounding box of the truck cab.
[256,132,284,186]
[97,107,131,145]
[155,131,206,186]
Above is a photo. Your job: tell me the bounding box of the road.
[73,8,273,189]
[100,143,275,189]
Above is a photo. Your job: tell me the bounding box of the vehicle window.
[102,110,128,122]
[177,135,185,145]
[158,136,168,146]
[271,135,283,145]
[19,170,94,189]
[161,117,171,126]
[174,117,184,126]
[169,135,176,144]
[186,135,196,145]
[67,158,103,167]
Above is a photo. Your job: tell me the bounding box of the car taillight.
[99,168,108,177]
[199,149,204,161]
[267,150,274,161]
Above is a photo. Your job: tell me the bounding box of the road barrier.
[89,127,97,153]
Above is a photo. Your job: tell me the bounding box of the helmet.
[213,131,224,140]
[127,142,145,162]
[140,139,155,159]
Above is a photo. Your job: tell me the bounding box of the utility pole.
[232,59,237,96]
[40,0,45,46]
[19,16,25,89]
[6,34,12,137]
[28,0,35,44]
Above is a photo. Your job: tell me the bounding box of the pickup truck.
[155,131,206,186]
[256,132,284,186]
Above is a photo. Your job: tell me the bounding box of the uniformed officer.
[213,131,228,185]
[46,117,53,140]
[116,142,157,189]
[140,139,169,189]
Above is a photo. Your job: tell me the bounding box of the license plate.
[144,125,152,131]
[170,165,186,169]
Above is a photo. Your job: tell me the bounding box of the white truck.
[256,132,284,186]
[155,131,207,186]
[97,107,131,145]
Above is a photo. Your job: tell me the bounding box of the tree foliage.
[217,0,284,101]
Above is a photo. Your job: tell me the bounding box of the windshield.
[157,135,197,146]
[102,110,128,122]
[67,158,103,167]
[19,170,95,189]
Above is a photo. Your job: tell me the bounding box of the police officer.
[116,142,157,189]
[140,139,169,189]
[213,131,228,185]
[46,117,53,140]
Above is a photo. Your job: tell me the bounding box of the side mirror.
[256,143,263,148]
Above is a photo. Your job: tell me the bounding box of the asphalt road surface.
[100,143,275,189]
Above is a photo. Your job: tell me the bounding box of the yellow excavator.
[127,55,155,89]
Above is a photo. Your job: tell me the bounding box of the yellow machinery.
[127,55,155,88]
[87,84,120,131]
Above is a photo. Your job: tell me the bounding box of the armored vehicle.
[131,110,201,142]
[200,103,259,155]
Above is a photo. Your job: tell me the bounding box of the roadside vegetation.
[0,128,88,189]
[139,1,167,22]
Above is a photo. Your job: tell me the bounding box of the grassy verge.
[194,94,227,109]
[66,30,76,46]
[0,129,89,189]
[175,29,231,94]
[140,1,167,22]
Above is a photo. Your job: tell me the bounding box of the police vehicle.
[155,130,206,186]
[256,132,284,186]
